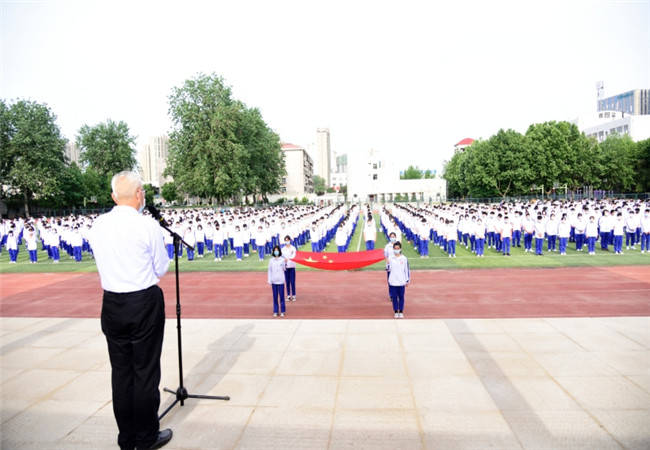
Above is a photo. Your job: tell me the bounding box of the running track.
[1,266,649,319]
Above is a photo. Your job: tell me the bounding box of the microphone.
[146,204,166,226]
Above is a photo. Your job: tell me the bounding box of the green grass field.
[1,220,649,274]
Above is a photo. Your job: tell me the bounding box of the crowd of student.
[379,198,650,258]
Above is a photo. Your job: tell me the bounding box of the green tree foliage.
[313,175,326,192]
[443,121,632,200]
[166,73,284,203]
[401,165,423,180]
[161,181,178,204]
[143,183,155,206]
[0,99,67,216]
[81,167,113,207]
[635,138,650,192]
[597,134,637,191]
[76,119,138,176]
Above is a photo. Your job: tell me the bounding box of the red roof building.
[454,138,475,153]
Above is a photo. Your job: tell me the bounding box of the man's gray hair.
[111,171,143,201]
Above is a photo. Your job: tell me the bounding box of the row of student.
[158,204,352,261]
[383,201,650,257]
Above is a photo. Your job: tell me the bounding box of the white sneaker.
[394,312,399,318]
[398,313,404,318]
[280,313,285,317]
[292,296,296,301]
[273,313,278,317]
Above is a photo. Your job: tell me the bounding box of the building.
[316,128,331,186]
[330,152,348,188]
[280,143,314,199]
[64,142,80,166]
[575,88,650,143]
[598,89,650,116]
[454,138,474,153]
[140,135,172,188]
[347,149,446,205]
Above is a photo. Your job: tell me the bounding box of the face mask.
[138,193,146,214]
[393,249,401,255]
[285,241,290,245]
[390,237,396,242]
[274,250,280,256]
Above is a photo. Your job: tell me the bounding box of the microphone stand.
[149,208,229,420]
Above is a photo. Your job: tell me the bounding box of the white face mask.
[138,189,146,214]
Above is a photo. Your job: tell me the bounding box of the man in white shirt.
[89,171,172,450]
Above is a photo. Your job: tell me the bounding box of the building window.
[624,124,629,133]
[373,163,377,170]
[373,174,378,180]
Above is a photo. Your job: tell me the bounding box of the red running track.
[1,266,649,319]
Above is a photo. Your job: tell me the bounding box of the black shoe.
[140,429,172,450]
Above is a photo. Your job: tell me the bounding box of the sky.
[1,0,649,174]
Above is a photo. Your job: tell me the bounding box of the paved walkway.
[2,316,649,449]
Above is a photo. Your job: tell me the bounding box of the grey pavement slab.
[1,317,649,449]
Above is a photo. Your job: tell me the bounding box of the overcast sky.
[2,0,649,173]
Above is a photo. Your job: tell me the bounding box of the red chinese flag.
[294,249,386,271]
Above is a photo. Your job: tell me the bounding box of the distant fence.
[446,192,650,204]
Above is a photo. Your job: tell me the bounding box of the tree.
[401,165,422,180]
[76,119,138,176]
[442,150,469,199]
[635,138,650,192]
[597,134,636,192]
[526,121,596,194]
[166,73,284,203]
[161,181,179,204]
[143,183,155,206]
[463,129,533,198]
[313,175,326,192]
[0,99,67,216]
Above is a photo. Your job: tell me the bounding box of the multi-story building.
[64,142,81,166]
[280,143,314,199]
[347,149,446,205]
[576,88,650,143]
[330,152,348,188]
[140,135,172,188]
[598,89,650,116]
[316,128,331,186]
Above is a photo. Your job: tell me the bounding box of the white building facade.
[316,128,331,186]
[279,143,314,200]
[347,149,446,205]
[140,135,172,188]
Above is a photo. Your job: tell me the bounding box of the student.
[254,225,267,261]
[242,224,251,257]
[364,217,377,251]
[283,235,297,301]
[545,213,558,252]
[418,218,430,258]
[598,210,613,251]
[213,224,225,261]
[574,213,586,251]
[501,216,513,256]
[387,241,410,318]
[195,224,205,258]
[522,213,535,253]
[6,230,18,263]
[232,225,243,261]
[641,209,650,254]
[474,218,486,257]
[204,221,214,254]
[25,227,38,263]
[585,216,599,255]
[268,245,286,317]
[558,214,571,255]
[613,213,625,254]
[446,220,457,257]
[384,232,397,300]
[534,215,545,256]
[49,228,61,263]
[70,226,83,262]
[625,211,639,250]
[184,226,196,261]
[335,223,347,253]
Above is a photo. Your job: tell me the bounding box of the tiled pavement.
[1,316,649,449]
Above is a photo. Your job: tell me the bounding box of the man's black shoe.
[140,429,172,450]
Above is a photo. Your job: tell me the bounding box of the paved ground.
[1,267,649,449]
